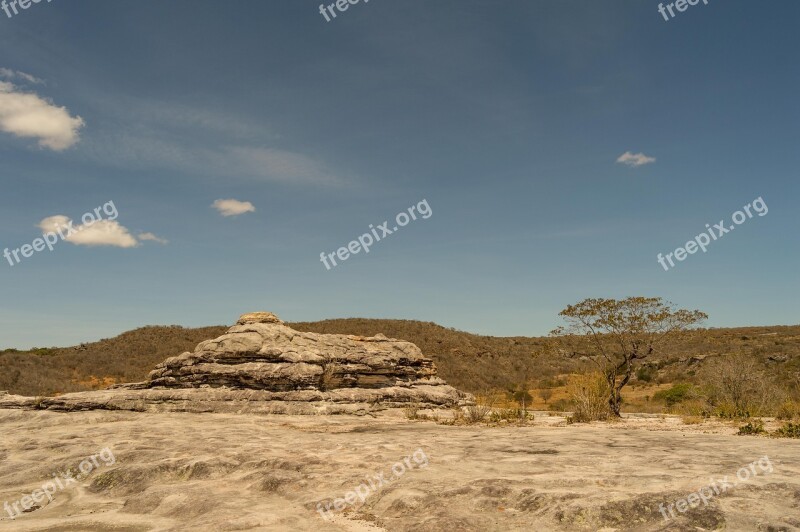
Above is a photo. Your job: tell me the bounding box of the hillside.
[1,319,799,398]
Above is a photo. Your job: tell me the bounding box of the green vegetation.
[737,420,766,435]
[653,383,696,406]
[506,383,532,411]
[773,422,800,438]
[635,366,656,383]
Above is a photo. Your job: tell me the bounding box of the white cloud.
[0,81,84,151]
[212,199,256,217]
[38,215,70,234]
[616,151,656,167]
[38,215,139,248]
[0,68,43,84]
[138,232,169,245]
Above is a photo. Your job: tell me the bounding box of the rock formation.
[0,312,472,414]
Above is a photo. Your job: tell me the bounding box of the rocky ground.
[1,410,798,531]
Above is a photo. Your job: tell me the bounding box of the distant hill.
[1,319,798,397]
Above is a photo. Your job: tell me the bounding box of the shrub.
[773,422,800,438]
[636,367,656,383]
[489,408,532,423]
[653,383,696,407]
[465,404,490,423]
[403,403,421,420]
[737,420,766,436]
[776,400,800,421]
[704,354,779,418]
[567,372,611,423]
[674,398,714,418]
[465,395,493,423]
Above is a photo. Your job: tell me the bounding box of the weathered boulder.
[0,312,472,414]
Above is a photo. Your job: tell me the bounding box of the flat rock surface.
[1,410,798,531]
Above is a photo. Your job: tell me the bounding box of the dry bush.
[703,354,780,418]
[489,408,532,423]
[674,397,714,418]
[403,403,421,420]
[776,400,800,421]
[567,372,611,422]
[778,374,800,419]
[465,395,494,423]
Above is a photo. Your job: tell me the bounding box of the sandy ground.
[0,410,798,531]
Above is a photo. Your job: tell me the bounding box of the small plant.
[466,405,490,423]
[465,396,493,423]
[489,408,532,423]
[403,403,421,420]
[772,422,800,438]
[737,419,766,435]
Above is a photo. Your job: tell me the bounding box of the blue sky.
[1,0,798,348]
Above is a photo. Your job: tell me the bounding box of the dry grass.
[567,372,611,423]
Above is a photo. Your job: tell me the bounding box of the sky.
[0,0,798,348]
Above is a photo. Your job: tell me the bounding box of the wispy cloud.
[616,151,656,167]
[0,68,44,85]
[77,97,345,186]
[138,232,169,245]
[212,199,256,217]
[226,146,342,185]
[0,80,84,151]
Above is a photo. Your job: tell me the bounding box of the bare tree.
[551,297,707,417]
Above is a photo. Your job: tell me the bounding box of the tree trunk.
[610,389,622,417]
[607,357,634,417]
[606,372,621,417]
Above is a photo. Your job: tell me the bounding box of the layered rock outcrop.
[0,312,472,414]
